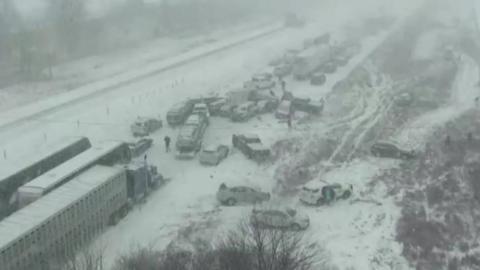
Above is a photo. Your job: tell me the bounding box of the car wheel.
[291,223,302,231]
[226,198,237,206]
[342,190,351,199]
[316,199,324,206]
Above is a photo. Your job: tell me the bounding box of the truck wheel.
[226,198,237,206]
[342,190,351,199]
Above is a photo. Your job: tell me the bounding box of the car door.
[243,187,258,203]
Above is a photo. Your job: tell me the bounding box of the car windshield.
[1,1,452,268]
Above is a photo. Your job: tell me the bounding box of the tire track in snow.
[327,69,393,163]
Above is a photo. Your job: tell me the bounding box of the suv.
[299,182,353,206]
[370,141,416,160]
[250,208,310,230]
[216,183,270,206]
[131,117,163,137]
[185,112,209,127]
[231,102,258,122]
[166,101,194,126]
[232,134,271,163]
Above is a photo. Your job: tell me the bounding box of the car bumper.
[175,151,196,159]
[299,197,318,205]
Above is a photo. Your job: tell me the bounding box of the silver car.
[199,144,229,165]
[250,208,310,230]
[216,183,270,206]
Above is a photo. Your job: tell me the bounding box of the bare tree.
[46,0,86,57]
[217,220,318,270]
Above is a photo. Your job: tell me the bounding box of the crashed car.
[128,138,153,157]
[275,100,293,119]
[175,115,208,159]
[166,101,194,126]
[130,117,163,137]
[320,61,337,74]
[292,98,324,115]
[218,104,237,118]
[370,141,416,160]
[199,144,229,166]
[192,102,211,118]
[299,182,353,206]
[250,208,310,230]
[208,98,227,116]
[232,134,271,163]
[216,183,270,206]
[231,102,258,122]
[310,73,326,86]
[255,99,279,114]
[244,73,276,90]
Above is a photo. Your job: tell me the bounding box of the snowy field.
[9,0,480,269]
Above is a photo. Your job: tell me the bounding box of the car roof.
[202,144,219,151]
[179,125,196,137]
[241,133,260,139]
[185,114,201,124]
[193,103,208,108]
[248,142,269,150]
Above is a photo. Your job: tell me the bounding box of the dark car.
[216,183,270,206]
[320,61,337,74]
[310,73,326,86]
[130,117,163,137]
[292,98,324,115]
[232,134,271,163]
[128,138,153,157]
[166,101,194,126]
[208,98,227,116]
[370,142,416,160]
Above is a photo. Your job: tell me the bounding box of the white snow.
[0,1,427,269]
[303,159,408,270]
[395,53,480,150]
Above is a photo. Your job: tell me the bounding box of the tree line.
[0,0,276,86]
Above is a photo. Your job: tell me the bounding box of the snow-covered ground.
[395,53,480,150]
[0,19,275,113]
[0,0,436,269]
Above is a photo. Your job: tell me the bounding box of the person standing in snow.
[281,80,286,91]
[164,136,171,153]
[287,116,292,130]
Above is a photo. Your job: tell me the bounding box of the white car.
[299,182,353,206]
[250,208,309,230]
[244,73,276,90]
[192,103,210,118]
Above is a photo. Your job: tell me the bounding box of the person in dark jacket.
[164,136,171,152]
